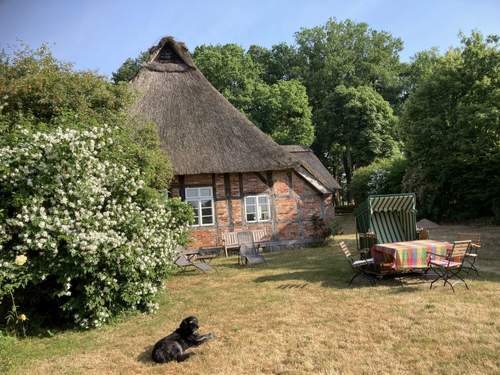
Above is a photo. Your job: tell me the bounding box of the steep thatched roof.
[130,37,298,175]
[416,219,440,229]
[282,145,341,192]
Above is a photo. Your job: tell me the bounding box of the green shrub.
[351,156,408,204]
[0,125,190,329]
[0,46,192,330]
[327,218,343,236]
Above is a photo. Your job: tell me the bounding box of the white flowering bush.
[0,125,189,329]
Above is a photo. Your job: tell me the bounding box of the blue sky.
[1,0,499,77]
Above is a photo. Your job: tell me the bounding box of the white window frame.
[185,187,215,227]
[244,194,271,223]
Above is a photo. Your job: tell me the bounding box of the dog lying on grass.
[152,316,214,363]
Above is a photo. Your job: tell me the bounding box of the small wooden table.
[184,248,220,263]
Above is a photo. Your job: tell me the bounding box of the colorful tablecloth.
[371,240,452,271]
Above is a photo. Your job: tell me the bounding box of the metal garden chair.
[338,241,377,286]
[457,233,480,276]
[428,240,471,292]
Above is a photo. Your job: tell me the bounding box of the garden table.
[371,240,453,272]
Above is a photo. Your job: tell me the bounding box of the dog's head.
[179,316,199,335]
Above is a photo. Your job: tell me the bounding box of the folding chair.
[174,246,214,273]
[338,241,377,286]
[237,231,266,266]
[457,233,480,276]
[428,240,471,292]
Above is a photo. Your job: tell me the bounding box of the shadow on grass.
[248,246,500,290]
[137,344,154,364]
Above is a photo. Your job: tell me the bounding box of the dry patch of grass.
[2,215,500,375]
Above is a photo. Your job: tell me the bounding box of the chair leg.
[468,258,479,276]
[450,269,469,290]
[429,266,444,289]
[348,272,361,286]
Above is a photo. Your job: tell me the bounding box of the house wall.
[169,170,334,249]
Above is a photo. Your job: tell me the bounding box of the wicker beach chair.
[428,240,471,292]
[457,233,480,276]
[338,241,377,286]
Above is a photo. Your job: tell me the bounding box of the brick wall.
[170,170,335,249]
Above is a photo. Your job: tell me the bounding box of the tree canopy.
[317,85,399,200]
[111,22,500,221]
[193,44,315,146]
[401,32,500,220]
[0,46,192,330]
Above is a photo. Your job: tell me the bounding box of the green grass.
[1,215,499,374]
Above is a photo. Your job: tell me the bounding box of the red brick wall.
[170,170,334,249]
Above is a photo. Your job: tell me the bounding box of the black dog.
[151,316,214,363]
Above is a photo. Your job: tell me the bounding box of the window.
[185,187,214,226]
[245,194,271,223]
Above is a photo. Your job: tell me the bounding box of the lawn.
[1,215,499,375]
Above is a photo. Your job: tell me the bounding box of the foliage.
[193,44,315,145]
[317,85,399,200]
[0,125,188,329]
[0,45,172,190]
[0,46,192,330]
[248,43,303,84]
[294,18,404,109]
[351,156,408,204]
[327,218,343,237]
[401,32,500,220]
[111,51,150,83]
[250,80,314,145]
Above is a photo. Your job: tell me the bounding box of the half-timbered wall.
[170,170,334,249]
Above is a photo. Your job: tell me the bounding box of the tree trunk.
[343,147,353,203]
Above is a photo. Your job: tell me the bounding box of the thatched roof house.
[131,37,339,249]
[131,37,297,176]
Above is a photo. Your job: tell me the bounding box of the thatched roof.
[282,145,341,192]
[130,37,298,175]
[416,218,440,229]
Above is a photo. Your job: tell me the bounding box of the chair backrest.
[222,232,239,247]
[237,231,254,245]
[339,241,354,264]
[238,232,258,257]
[252,229,268,243]
[450,240,471,263]
[417,228,429,240]
[457,233,481,248]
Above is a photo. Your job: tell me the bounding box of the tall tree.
[294,18,404,109]
[402,32,500,220]
[317,85,399,200]
[250,80,314,145]
[248,43,303,84]
[112,51,150,83]
[193,44,314,145]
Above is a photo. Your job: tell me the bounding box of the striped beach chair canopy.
[355,193,417,246]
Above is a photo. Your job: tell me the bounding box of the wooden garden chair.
[338,241,377,286]
[222,232,240,257]
[428,240,471,292]
[457,233,480,276]
[237,231,266,266]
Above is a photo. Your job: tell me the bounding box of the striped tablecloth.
[371,240,452,271]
